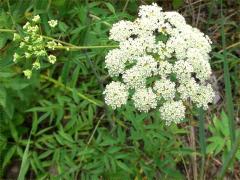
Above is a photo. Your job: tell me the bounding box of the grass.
[220,0,236,145]
[17,131,32,180]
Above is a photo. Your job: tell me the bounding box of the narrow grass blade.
[17,133,31,180]
[220,0,235,144]
[198,108,206,180]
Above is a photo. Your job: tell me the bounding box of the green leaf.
[172,0,184,9]
[105,2,115,14]
[9,120,18,141]
[52,0,66,6]
[0,33,8,48]
[206,143,218,154]
[18,134,31,180]
[58,129,74,143]
[5,98,14,119]
[220,111,230,137]
[116,161,132,174]
[0,87,6,107]
[3,145,16,168]
[32,112,38,134]
[58,21,69,32]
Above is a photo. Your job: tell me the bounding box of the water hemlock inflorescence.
[13,15,59,79]
[103,3,215,125]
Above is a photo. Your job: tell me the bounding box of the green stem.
[0,28,16,32]
[40,74,103,107]
[220,0,235,145]
[55,45,118,50]
[89,14,111,27]
[0,28,118,50]
[198,108,206,180]
[218,41,240,53]
[41,35,78,47]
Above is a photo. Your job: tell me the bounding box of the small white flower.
[138,3,164,32]
[173,60,193,83]
[103,81,129,109]
[186,49,212,82]
[23,22,30,30]
[48,20,58,28]
[35,50,46,57]
[154,78,176,100]
[23,69,32,79]
[109,20,135,42]
[13,53,20,62]
[164,11,186,29]
[19,42,25,48]
[132,88,157,112]
[32,15,40,23]
[105,49,127,77]
[48,55,56,64]
[159,101,186,125]
[135,55,157,77]
[157,61,173,77]
[177,78,198,100]
[35,36,43,43]
[122,66,146,89]
[13,33,21,41]
[26,25,39,33]
[25,52,31,59]
[47,41,57,50]
[155,41,173,59]
[33,61,41,69]
[24,36,30,42]
[192,84,215,110]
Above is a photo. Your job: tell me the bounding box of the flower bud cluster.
[104,3,215,125]
[13,15,59,78]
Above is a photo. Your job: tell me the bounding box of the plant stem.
[198,108,206,180]
[89,14,111,27]
[220,0,235,145]
[0,28,16,32]
[190,126,198,180]
[123,0,130,12]
[218,41,240,53]
[55,44,118,50]
[0,28,118,50]
[40,74,103,107]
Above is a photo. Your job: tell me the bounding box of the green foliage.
[207,111,240,161]
[172,0,184,9]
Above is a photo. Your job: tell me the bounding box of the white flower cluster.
[48,20,58,28]
[104,3,215,125]
[13,15,59,78]
[103,82,128,109]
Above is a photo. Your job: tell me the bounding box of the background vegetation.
[0,0,239,179]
